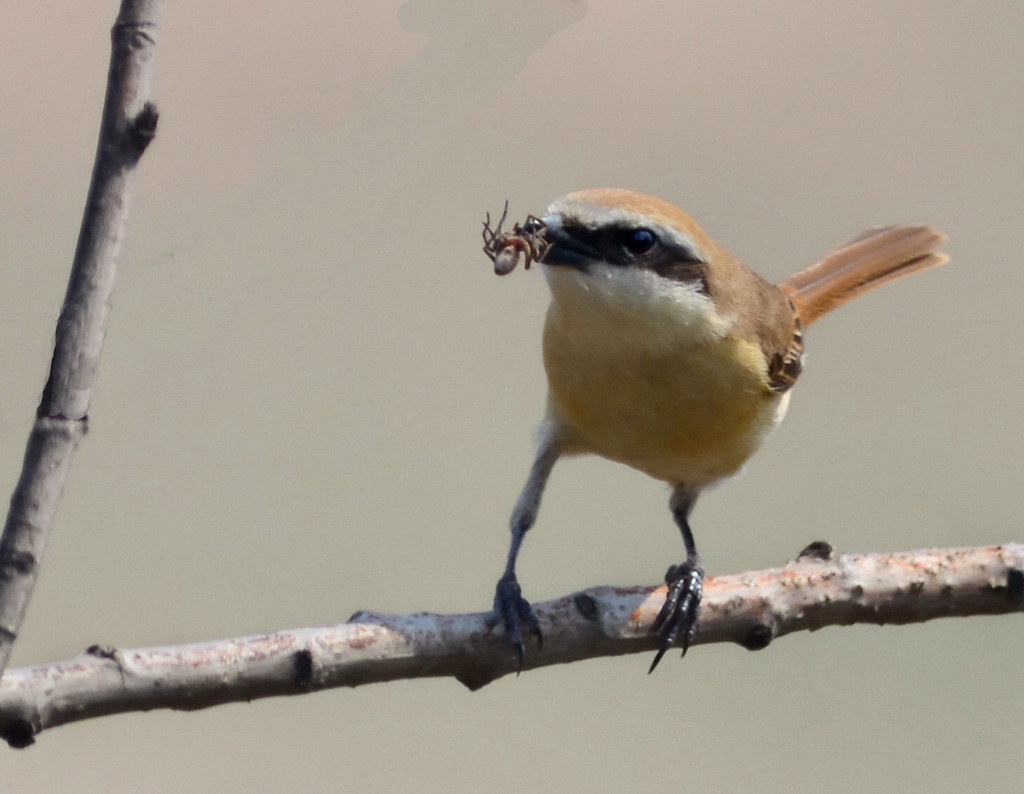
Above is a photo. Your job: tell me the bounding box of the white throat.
[542,263,733,348]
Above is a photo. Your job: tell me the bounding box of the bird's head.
[537,189,732,340]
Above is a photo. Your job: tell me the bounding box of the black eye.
[619,227,658,255]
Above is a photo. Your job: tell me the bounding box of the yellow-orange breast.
[542,273,788,485]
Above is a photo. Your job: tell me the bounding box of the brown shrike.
[483,188,947,672]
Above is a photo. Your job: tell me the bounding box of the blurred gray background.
[2,1,1022,791]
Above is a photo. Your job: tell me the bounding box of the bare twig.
[0,0,164,676]
[0,543,1020,747]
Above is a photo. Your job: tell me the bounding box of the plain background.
[2,1,1023,791]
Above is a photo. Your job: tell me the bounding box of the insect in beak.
[481,201,550,276]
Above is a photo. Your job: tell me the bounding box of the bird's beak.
[540,220,597,271]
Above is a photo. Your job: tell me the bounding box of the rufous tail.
[778,226,948,327]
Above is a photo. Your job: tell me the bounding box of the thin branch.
[0,543,1020,748]
[0,0,164,676]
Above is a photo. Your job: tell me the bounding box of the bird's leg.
[489,428,563,671]
[649,484,704,673]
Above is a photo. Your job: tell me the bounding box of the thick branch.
[0,543,1020,748]
[0,0,164,675]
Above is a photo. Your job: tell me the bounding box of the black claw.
[647,645,670,675]
[491,573,542,672]
[648,559,704,673]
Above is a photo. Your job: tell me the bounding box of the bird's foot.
[649,558,704,673]
[487,573,543,672]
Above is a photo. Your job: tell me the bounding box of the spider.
[481,201,550,276]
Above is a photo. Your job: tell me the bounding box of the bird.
[485,188,948,673]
